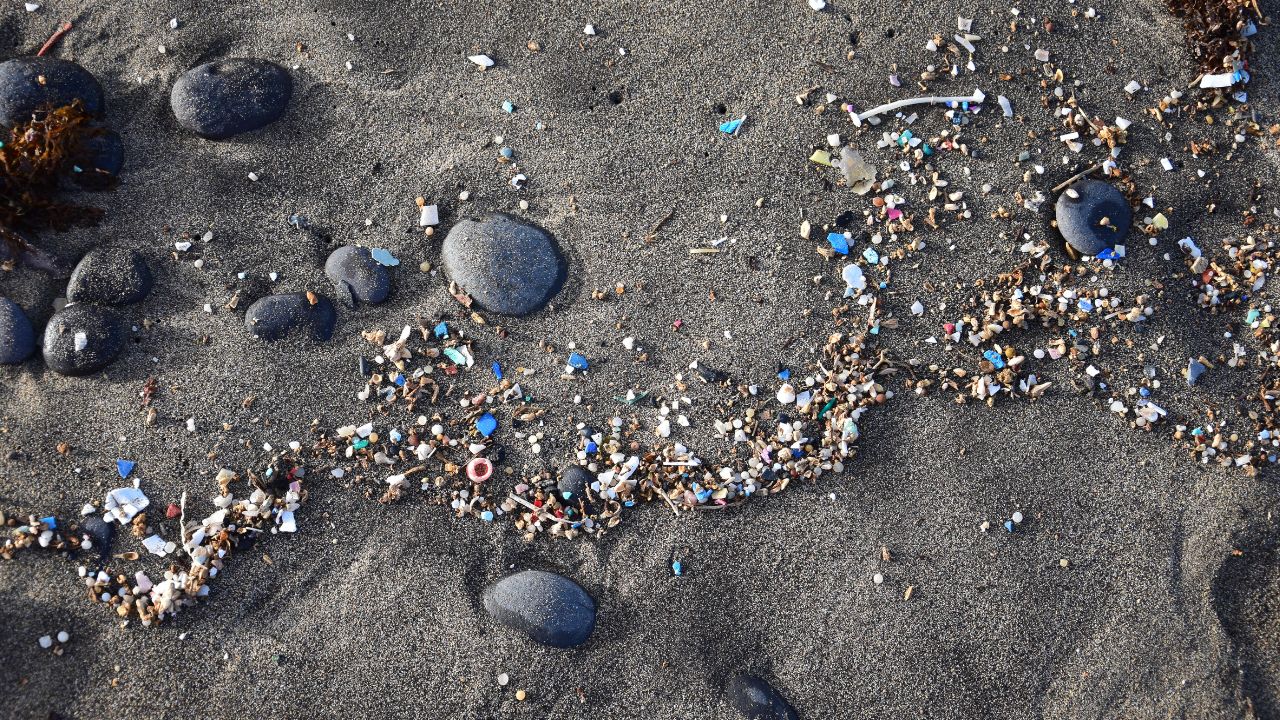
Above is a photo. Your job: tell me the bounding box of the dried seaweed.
[1166,0,1257,74]
[0,101,105,263]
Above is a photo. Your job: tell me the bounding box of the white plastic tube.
[852,88,986,126]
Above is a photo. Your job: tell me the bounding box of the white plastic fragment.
[1199,72,1236,89]
[468,54,495,68]
[419,204,439,227]
[104,486,150,524]
[852,89,985,126]
[1124,80,1142,94]
[807,0,826,10]
[998,95,1013,117]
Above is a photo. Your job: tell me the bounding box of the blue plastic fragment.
[778,368,791,381]
[982,350,1006,369]
[1003,519,1015,533]
[862,247,879,264]
[922,144,933,156]
[370,248,400,267]
[500,146,514,159]
[501,100,515,113]
[393,374,406,387]
[116,459,135,479]
[389,429,403,443]
[672,560,683,576]
[719,116,745,134]
[491,361,503,380]
[897,129,913,146]
[827,232,850,255]
[585,441,598,454]
[40,516,56,529]
[568,352,589,370]
[480,510,495,522]
[434,321,449,338]
[476,413,498,437]
[1096,248,1120,261]
[1078,299,1094,312]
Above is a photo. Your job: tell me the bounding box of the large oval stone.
[1055,179,1131,256]
[441,213,567,316]
[0,297,36,364]
[42,304,125,376]
[325,246,391,306]
[244,292,336,342]
[66,248,152,305]
[170,59,292,140]
[558,465,593,501]
[482,570,596,648]
[0,57,104,127]
[726,674,799,720]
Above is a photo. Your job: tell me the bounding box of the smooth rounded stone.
[42,304,125,376]
[0,297,36,364]
[244,292,336,342]
[1055,179,1131,256]
[325,246,391,306]
[0,57,105,127]
[79,515,115,562]
[726,674,799,720]
[441,213,567,316]
[170,59,292,140]
[72,128,125,189]
[482,570,596,648]
[557,465,593,500]
[66,248,152,306]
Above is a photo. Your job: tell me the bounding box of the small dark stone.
[726,674,799,720]
[325,246,391,306]
[0,57,104,127]
[79,515,114,562]
[557,465,593,500]
[482,570,596,648]
[244,293,336,342]
[66,248,152,306]
[441,213,567,316]
[42,304,126,376]
[358,356,371,377]
[0,297,36,364]
[170,59,292,140]
[71,128,125,190]
[1055,179,1131,256]
[695,365,727,384]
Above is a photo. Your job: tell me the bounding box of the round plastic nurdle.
[467,457,494,482]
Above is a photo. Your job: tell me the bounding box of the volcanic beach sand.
[3,0,1280,717]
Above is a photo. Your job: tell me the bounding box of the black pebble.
[0,297,35,364]
[1055,179,1131,256]
[0,56,104,127]
[244,293,336,342]
[325,246,391,306]
[482,570,596,648]
[726,674,799,720]
[557,465,593,500]
[42,304,125,376]
[170,58,292,140]
[66,248,152,306]
[71,128,125,189]
[79,515,115,562]
[441,213,568,316]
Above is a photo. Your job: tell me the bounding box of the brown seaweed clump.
[1166,0,1258,75]
[0,101,104,270]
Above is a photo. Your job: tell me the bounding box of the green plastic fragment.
[819,398,838,418]
[809,149,833,166]
[443,347,467,365]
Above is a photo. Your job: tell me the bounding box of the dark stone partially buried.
[170,59,292,140]
[0,57,105,127]
[42,304,126,376]
[441,213,567,316]
[79,515,115,562]
[244,292,336,342]
[66,248,153,306]
[0,297,36,364]
[325,246,391,306]
[1055,179,1131,256]
[726,674,799,720]
[71,128,125,190]
[558,465,593,501]
[482,570,596,648]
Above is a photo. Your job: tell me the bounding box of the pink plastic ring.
[467,457,493,483]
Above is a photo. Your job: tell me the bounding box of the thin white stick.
[853,88,986,126]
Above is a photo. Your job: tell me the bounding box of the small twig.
[1052,162,1105,193]
[648,482,680,517]
[37,21,73,57]
[643,207,676,244]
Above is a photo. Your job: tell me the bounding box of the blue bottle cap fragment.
[719,116,745,134]
[568,352,589,370]
[40,516,57,529]
[672,560,683,576]
[481,510,495,522]
[434,321,449,338]
[116,459,136,479]
[476,412,498,437]
[778,368,791,381]
[491,361,503,380]
[827,232,850,255]
[982,350,1005,369]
